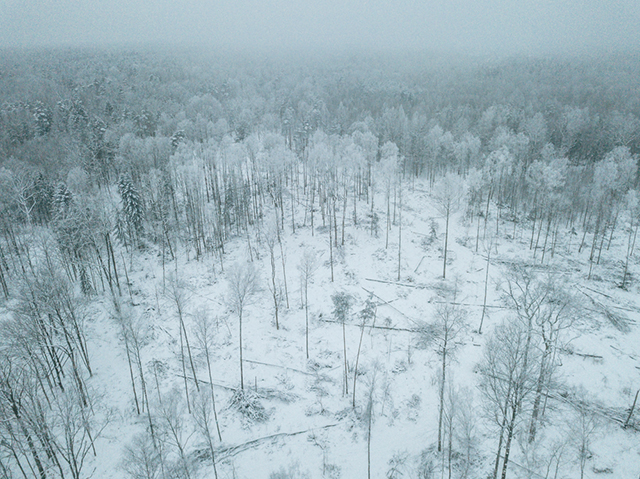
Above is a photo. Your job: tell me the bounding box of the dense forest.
[1,48,640,479]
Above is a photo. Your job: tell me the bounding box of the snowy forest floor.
[7,177,640,479]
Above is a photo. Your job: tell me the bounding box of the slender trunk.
[239,310,244,390]
[333,200,338,247]
[448,411,454,479]
[493,382,513,479]
[596,221,607,265]
[106,232,121,296]
[397,186,402,281]
[476,209,482,253]
[205,423,219,479]
[588,218,601,279]
[11,403,46,479]
[367,403,372,479]
[370,178,375,237]
[291,187,295,234]
[624,389,640,428]
[123,333,140,414]
[352,319,366,408]
[530,207,537,250]
[443,208,450,279]
[305,282,310,359]
[437,342,447,452]
[551,220,560,258]
[276,227,289,308]
[342,321,348,396]
[353,179,358,226]
[204,349,223,441]
[270,247,279,330]
[578,225,588,254]
[385,187,390,249]
[178,311,199,392]
[329,205,334,282]
[483,188,492,242]
[501,405,518,479]
[540,213,552,264]
[493,414,506,479]
[121,252,133,302]
[310,181,315,236]
[533,209,544,259]
[623,221,638,288]
[607,209,619,250]
[529,340,551,442]
[342,184,347,246]
[179,325,191,413]
[479,246,491,334]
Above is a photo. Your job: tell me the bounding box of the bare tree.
[380,143,398,250]
[115,301,156,443]
[156,389,193,479]
[362,366,378,479]
[451,386,478,479]
[621,189,639,289]
[167,276,199,410]
[191,308,222,441]
[502,266,574,442]
[433,173,464,279]
[353,297,376,408]
[478,233,494,334]
[433,304,466,453]
[331,292,353,397]
[569,390,601,479]
[478,317,539,479]
[0,356,49,479]
[274,208,290,308]
[227,261,259,390]
[112,298,141,416]
[21,266,92,406]
[121,431,161,479]
[298,248,318,359]
[51,385,107,479]
[397,175,402,281]
[264,216,282,330]
[191,389,219,479]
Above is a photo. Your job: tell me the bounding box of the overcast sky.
[1,0,639,56]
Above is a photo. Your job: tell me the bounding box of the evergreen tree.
[53,181,74,219]
[118,173,144,247]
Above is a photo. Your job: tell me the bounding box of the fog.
[1,0,639,56]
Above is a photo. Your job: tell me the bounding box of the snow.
[24,177,640,479]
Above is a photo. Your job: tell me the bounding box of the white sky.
[1,0,639,56]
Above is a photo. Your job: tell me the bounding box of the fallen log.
[217,423,340,459]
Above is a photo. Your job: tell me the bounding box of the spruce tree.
[118,173,144,246]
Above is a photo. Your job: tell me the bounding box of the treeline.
[1,47,640,321]
[1,49,640,175]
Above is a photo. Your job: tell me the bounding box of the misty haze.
[1,1,640,479]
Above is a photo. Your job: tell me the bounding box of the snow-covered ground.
[69,178,640,478]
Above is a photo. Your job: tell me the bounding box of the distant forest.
[2,49,640,177]
[1,49,639,269]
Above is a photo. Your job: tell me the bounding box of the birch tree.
[227,261,259,390]
[298,248,318,359]
[478,317,539,479]
[433,173,464,279]
[433,304,466,453]
[332,292,353,397]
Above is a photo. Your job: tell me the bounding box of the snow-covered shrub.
[228,389,269,422]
